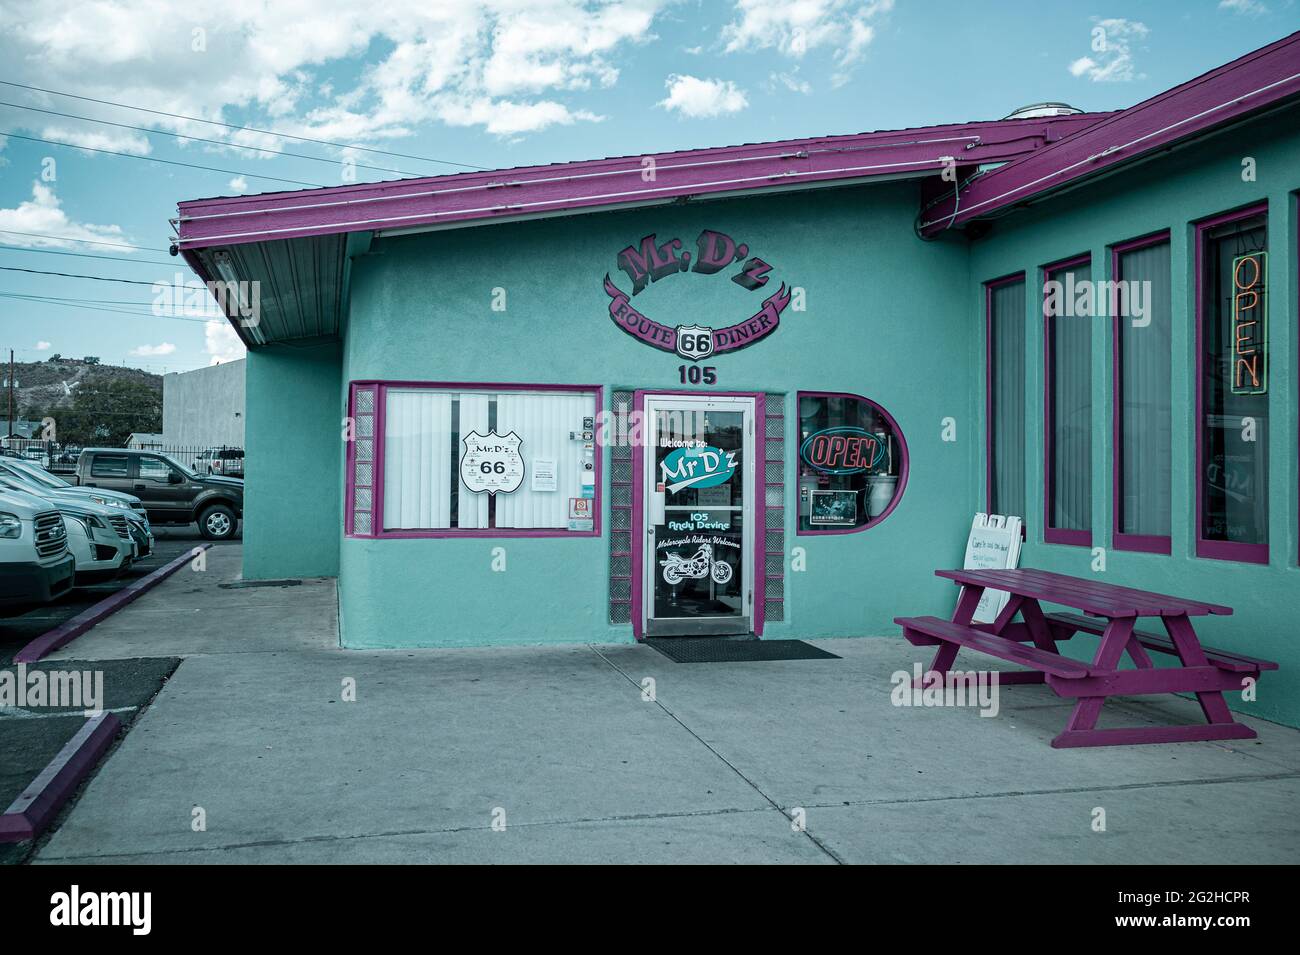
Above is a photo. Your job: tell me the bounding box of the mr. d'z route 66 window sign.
[460,431,525,494]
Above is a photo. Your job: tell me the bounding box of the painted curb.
[14,543,213,664]
[0,712,122,843]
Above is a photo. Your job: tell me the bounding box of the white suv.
[0,487,75,615]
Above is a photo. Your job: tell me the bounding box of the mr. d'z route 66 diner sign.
[460,431,525,494]
[603,229,794,372]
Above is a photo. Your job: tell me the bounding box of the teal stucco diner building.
[175,34,1300,729]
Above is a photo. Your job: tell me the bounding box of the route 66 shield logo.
[460,430,525,495]
[674,324,714,361]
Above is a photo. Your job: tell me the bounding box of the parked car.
[0,487,75,615]
[75,448,243,540]
[0,458,153,558]
[193,447,245,478]
[0,476,133,584]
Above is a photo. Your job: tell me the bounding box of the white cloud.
[769,70,812,95]
[131,342,177,357]
[659,75,748,118]
[1219,0,1267,14]
[205,320,246,365]
[0,1,671,144]
[228,176,249,193]
[0,182,131,249]
[35,341,51,351]
[1069,57,1096,77]
[39,126,152,155]
[722,0,893,83]
[1069,18,1149,83]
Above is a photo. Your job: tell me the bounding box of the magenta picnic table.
[895,568,1278,748]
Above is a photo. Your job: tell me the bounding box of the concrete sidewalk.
[32,546,1300,864]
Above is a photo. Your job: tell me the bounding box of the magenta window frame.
[630,389,767,642]
[345,380,604,540]
[1194,202,1269,565]
[1042,252,1093,547]
[984,272,1026,515]
[794,390,909,536]
[1110,230,1173,555]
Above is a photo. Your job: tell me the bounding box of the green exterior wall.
[966,111,1300,727]
[338,183,981,649]
[243,342,343,581]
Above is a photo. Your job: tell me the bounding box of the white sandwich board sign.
[962,513,1023,624]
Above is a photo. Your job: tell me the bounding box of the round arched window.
[796,391,908,534]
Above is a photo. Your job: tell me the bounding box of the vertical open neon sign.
[1231,251,1267,396]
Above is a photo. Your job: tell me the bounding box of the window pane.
[1201,215,1268,546]
[138,457,171,481]
[90,455,130,477]
[1046,262,1092,535]
[989,280,1026,518]
[381,387,596,533]
[796,393,905,532]
[1117,242,1172,538]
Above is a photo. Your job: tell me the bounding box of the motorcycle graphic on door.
[660,543,733,586]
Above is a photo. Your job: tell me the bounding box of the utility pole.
[6,349,12,445]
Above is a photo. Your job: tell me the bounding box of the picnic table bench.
[895,568,1277,748]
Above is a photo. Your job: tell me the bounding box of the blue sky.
[0,0,1294,374]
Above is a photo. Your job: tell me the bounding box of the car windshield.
[8,461,70,488]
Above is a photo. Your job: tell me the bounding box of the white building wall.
[161,359,246,448]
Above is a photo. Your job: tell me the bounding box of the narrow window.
[1113,235,1172,553]
[1197,207,1268,563]
[1043,255,1092,545]
[986,275,1026,519]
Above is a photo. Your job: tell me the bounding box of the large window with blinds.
[1113,235,1172,553]
[1043,254,1092,546]
[986,274,1027,520]
[367,384,600,537]
[1197,206,1268,563]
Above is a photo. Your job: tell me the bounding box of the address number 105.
[678,365,718,385]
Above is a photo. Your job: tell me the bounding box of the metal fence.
[1,440,244,477]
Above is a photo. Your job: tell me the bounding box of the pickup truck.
[74,448,244,541]
[0,487,75,615]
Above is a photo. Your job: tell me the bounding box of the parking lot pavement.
[1,528,239,865]
[20,544,1300,864]
[0,530,237,667]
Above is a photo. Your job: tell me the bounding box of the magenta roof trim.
[919,31,1300,235]
[174,114,1106,250]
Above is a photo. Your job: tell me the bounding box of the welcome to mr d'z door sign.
[603,229,794,363]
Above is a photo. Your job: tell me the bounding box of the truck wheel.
[199,504,237,540]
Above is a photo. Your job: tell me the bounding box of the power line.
[0,265,173,286]
[0,99,422,178]
[0,79,487,171]
[2,130,327,188]
[0,229,165,252]
[0,244,179,268]
[0,294,219,325]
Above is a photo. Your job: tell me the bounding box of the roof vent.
[1003,102,1083,120]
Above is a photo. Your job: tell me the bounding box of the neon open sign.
[1231,251,1267,396]
[799,427,885,475]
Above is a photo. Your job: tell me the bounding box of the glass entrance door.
[643,395,754,636]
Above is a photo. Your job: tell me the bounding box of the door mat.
[644,637,840,663]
